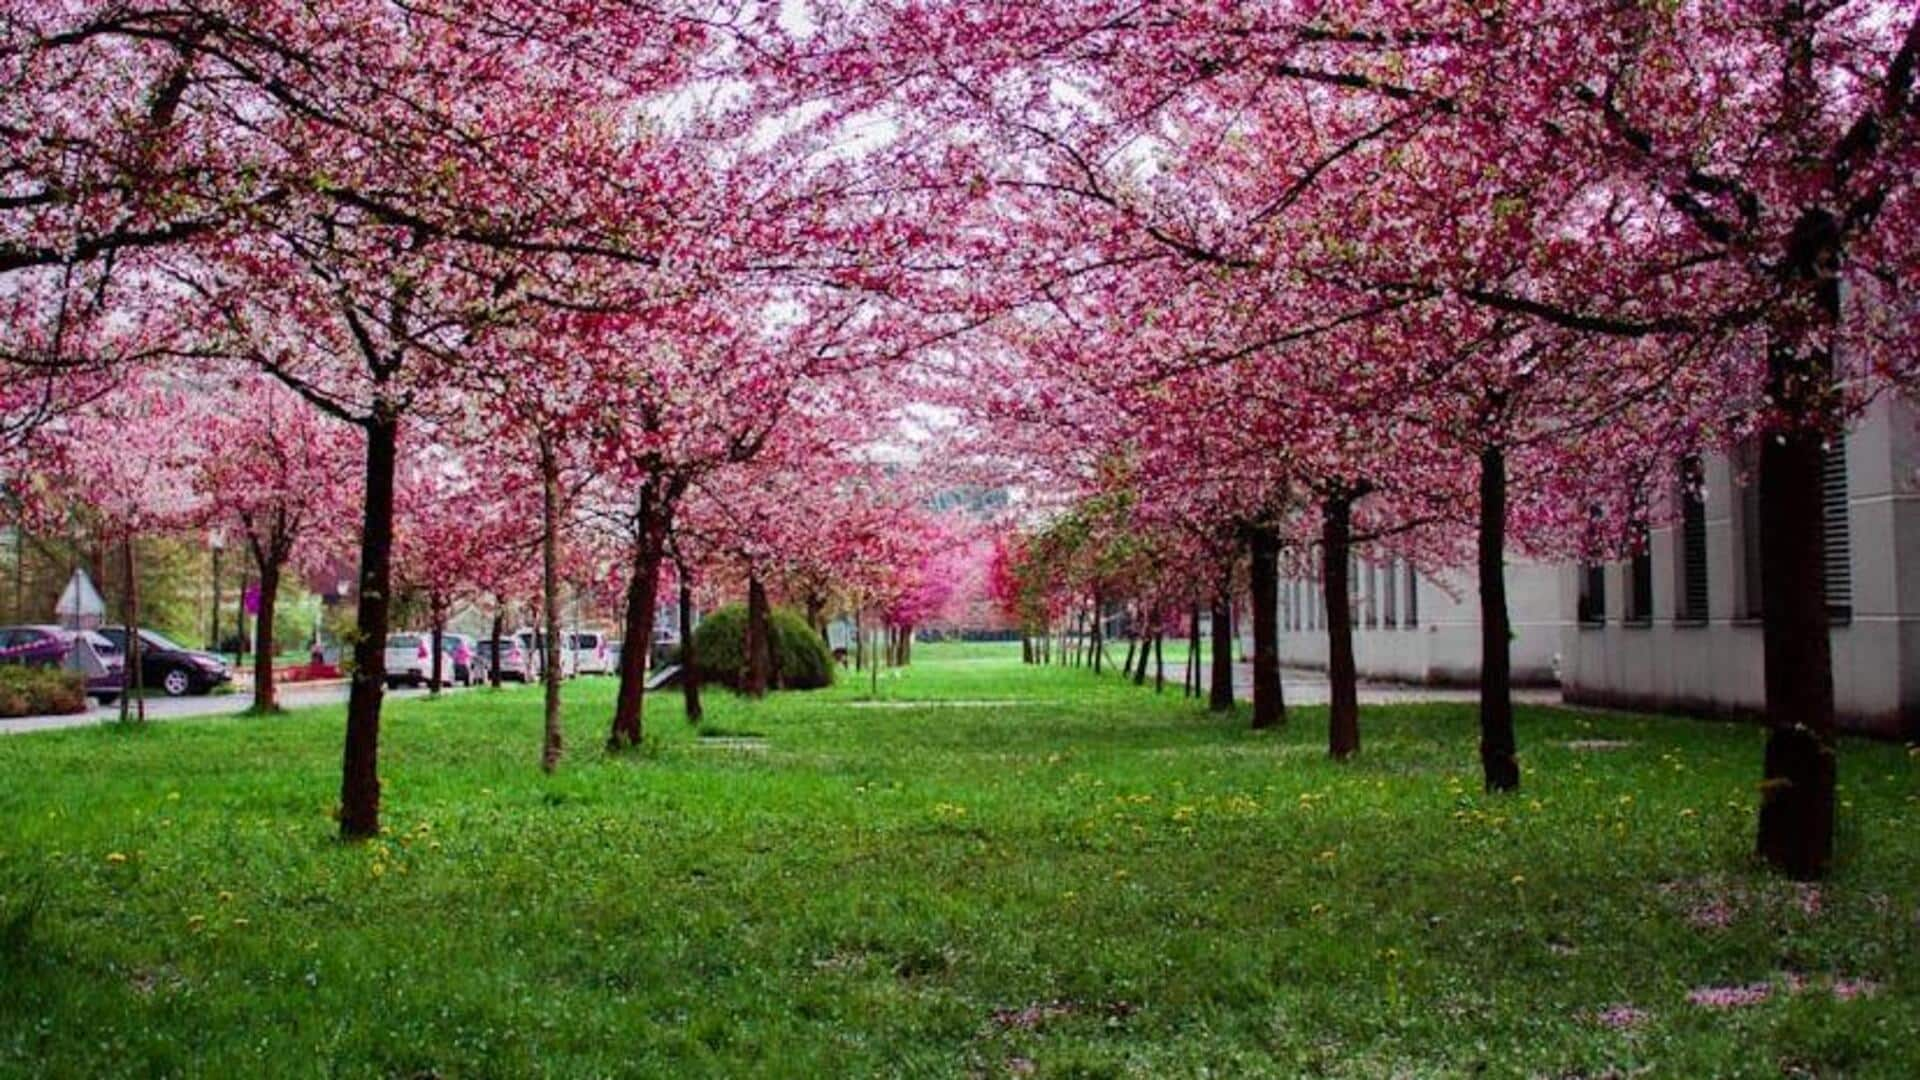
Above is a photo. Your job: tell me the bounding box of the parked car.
[518,630,577,678]
[567,631,613,675]
[0,625,125,705]
[382,633,442,689]
[477,635,537,683]
[95,627,232,697]
[440,633,486,686]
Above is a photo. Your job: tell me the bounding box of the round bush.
[0,666,86,717]
[689,604,834,691]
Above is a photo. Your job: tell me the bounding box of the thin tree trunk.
[1122,626,1137,683]
[1247,525,1285,729]
[539,438,564,773]
[121,534,145,723]
[1154,633,1164,692]
[1208,582,1234,712]
[251,545,283,713]
[1478,444,1519,792]
[430,608,445,697]
[1090,592,1104,675]
[1755,207,1843,879]
[1323,494,1360,760]
[1187,603,1201,698]
[340,411,398,840]
[678,571,703,724]
[608,486,670,750]
[744,574,772,696]
[489,606,504,689]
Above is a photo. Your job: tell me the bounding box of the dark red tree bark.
[744,574,772,696]
[1247,525,1285,729]
[1322,493,1359,760]
[1208,582,1234,712]
[340,410,397,839]
[1477,444,1519,792]
[1755,207,1843,880]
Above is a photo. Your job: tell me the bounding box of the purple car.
[0,625,126,705]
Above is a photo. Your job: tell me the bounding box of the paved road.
[0,681,482,735]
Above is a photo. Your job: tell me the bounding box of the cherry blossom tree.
[191,377,360,712]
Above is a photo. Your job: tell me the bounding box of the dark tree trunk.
[1208,582,1234,712]
[1121,627,1137,684]
[251,545,283,713]
[340,411,398,840]
[1755,207,1843,880]
[488,606,504,689]
[678,572,703,724]
[1153,633,1164,692]
[744,575,772,697]
[1132,620,1151,686]
[1022,636,1033,664]
[1090,592,1104,675]
[1323,494,1360,760]
[1478,444,1519,792]
[429,611,445,697]
[121,534,145,724]
[1187,602,1201,698]
[1247,526,1285,729]
[804,593,826,643]
[608,487,670,750]
[539,438,564,773]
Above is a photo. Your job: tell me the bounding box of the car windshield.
[141,630,186,652]
[388,634,420,648]
[82,632,119,654]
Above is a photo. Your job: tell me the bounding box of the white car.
[477,635,537,683]
[383,633,442,689]
[568,631,613,675]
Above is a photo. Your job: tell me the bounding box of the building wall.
[1258,395,1920,738]
[1559,395,1920,739]
[1273,559,1569,688]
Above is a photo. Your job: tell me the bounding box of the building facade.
[1274,559,1568,687]
[1270,394,1920,739]
[1559,394,1919,738]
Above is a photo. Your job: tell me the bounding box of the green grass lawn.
[2,644,1916,1077]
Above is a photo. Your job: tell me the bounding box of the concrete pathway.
[1229,660,1562,707]
[0,680,480,735]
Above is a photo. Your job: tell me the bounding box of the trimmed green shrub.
[690,605,834,691]
[0,665,87,718]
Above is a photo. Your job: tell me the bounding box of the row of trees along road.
[3,2,1917,881]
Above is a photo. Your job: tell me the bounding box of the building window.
[1733,437,1853,622]
[1624,523,1653,625]
[1404,564,1418,628]
[1364,561,1379,629]
[1578,563,1607,625]
[1382,558,1398,629]
[1676,456,1708,625]
[1823,439,1853,624]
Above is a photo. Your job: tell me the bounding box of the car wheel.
[385,678,401,691]
[95,694,118,707]
[161,667,193,697]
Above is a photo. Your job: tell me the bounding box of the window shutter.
[1823,441,1852,621]
[1678,457,1709,623]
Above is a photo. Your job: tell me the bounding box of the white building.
[1271,395,1920,739]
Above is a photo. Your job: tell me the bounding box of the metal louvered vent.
[1679,457,1709,623]
[1823,441,1852,622]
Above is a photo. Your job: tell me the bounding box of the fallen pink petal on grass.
[1687,983,1773,1009]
